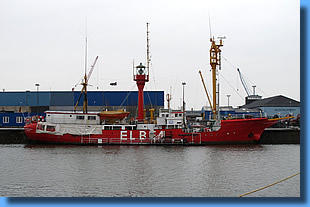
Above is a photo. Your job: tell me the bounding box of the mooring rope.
[239,172,300,197]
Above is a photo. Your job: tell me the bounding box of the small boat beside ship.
[98,110,130,122]
[24,25,289,145]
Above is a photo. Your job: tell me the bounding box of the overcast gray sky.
[0,0,299,109]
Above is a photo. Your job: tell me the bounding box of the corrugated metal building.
[0,91,164,127]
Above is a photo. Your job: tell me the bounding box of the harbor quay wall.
[0,128,29,144]
[258,128,300,144]
[0,128,300,144]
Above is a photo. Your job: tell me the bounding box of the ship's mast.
[210,37,223,120]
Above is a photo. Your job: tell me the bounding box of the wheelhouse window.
[88,116,96,120]
[3,117,9,123]
[46,125,56,132]
[76,116,85,120]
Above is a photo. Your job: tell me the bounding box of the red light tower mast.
[134,63,149,121]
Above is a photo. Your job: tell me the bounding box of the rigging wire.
[118,84,136,108]
[239,70,268,97]
[218,71,244,101]
[145,86,153,108]
[222,55,268,97]
[150,61,157,90]
[222,55,237,68]
[244,76,268,97]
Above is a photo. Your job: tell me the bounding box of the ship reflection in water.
[0,144,300,197]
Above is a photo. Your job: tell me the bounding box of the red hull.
[24,118,277,145]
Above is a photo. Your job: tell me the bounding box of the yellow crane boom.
[199,70,214,113]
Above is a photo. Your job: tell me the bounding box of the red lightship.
[24,24,287,145]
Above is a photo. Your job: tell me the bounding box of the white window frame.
[3,117,9,123]
[16,117,23,123]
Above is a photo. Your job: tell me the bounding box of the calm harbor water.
[0,144,300,197]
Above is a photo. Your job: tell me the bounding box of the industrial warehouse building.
[240,95,300,118]
[0,91,164,127]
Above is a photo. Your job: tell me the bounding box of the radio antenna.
[84,17,88,76]
[208,11,212,39]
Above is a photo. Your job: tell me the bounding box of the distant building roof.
[240,95,300,109]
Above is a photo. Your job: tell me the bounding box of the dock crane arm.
[199,70,214,113]
[87,56,99,83]
[237,68,251,96]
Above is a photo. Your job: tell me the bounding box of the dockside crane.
[237,68,262,104]
[237,68,251,96]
